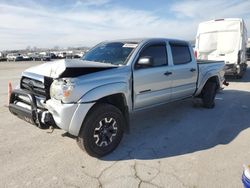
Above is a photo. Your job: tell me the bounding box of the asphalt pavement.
[0,61,250,188]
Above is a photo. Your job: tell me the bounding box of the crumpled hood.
[24,59,118,78]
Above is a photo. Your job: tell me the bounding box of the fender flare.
[72,82,130,136]
[196,71,220,96]
[78,82,129,103]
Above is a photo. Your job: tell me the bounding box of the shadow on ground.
[102,69,250,160]
[102,89,250,161]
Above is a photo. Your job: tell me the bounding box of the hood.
[24,59,118,78]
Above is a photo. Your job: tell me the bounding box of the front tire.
[235,63,247,79]
[202,82,217,109]
[77,103,125,158]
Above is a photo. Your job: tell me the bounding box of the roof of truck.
[199,18,244,25]
[104,38,189,44]
[197,18,246,34]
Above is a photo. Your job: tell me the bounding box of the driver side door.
[133,42,172,110]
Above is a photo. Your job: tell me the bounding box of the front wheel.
[77,103,125,158]
[202,82,217,109]
[235,63,247,79]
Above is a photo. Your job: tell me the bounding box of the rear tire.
[202,82,217,109]
[77,103,125,158]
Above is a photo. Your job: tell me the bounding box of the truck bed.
[195,60,225,96]
[197,59,225,64]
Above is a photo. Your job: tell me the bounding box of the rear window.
[170,43,191,65]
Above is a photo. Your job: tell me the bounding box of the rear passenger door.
[133,42,172,109]
[169,42,198,100]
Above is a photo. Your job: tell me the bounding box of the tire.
[77,103,125,158]
[236,64,246,79]
[236,74,243,79]
[202,82,217,109]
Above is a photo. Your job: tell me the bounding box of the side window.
[138,44,168,67]
[170,43,191,65]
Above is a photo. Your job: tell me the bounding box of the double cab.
[9,38,226,157]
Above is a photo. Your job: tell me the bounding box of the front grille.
[20,77,52,99]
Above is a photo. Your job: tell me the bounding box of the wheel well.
[198,76,219,97]
[97,93,127,113]
[206,76,219,89]
[87,94,130,133]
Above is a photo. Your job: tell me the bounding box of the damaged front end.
[8,59,119,132]
[9,76,56,129]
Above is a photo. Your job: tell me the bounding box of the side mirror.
[136,56,153,68]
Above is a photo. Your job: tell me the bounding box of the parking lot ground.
[0,61,250,188]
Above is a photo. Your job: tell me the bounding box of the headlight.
[50,79,75,102]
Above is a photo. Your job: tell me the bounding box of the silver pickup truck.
[9,38,226,157]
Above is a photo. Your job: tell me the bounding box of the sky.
[0,0,250,50]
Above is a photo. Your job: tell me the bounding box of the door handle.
[164,71,172,76]
[139,89,151,94]
[190,68,196,72]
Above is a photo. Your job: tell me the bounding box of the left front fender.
[78,82,130,104]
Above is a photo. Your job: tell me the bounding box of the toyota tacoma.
[9,38,226,157]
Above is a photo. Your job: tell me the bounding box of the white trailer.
[195,18,248,78]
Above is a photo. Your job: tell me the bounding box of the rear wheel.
[77,103,125,158]
[202,82,217,108]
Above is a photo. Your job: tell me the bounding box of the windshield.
[82,42,138,65]
[198,31,239,54]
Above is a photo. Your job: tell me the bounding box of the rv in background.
[195,18,248,78]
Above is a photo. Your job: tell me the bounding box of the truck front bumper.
[44,99,95,136]
[9,89,95,136]
[225,63,247,75]
[225,64,238,75]
[9,89,48,128]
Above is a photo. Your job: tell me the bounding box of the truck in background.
[195,18,248,78]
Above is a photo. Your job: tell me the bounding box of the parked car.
[7,53,23,61]
[58,52,67,59]
[28,53,41,61]
[195,18,248,78]
[41,56,51,61]
[0,52,7,61]
[22,55,32,61]
[9,38,226,157]
[15,56,24,61]
[49,53,57,59]
[6,54,17,61]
